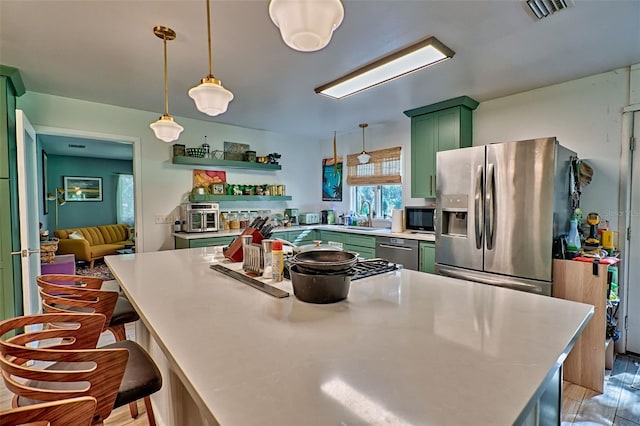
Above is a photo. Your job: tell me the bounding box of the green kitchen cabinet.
[0,66,25,322]
[174,235,236,249]
[404,96,478,198]
[344,234,376,259]
[419,241,436,274]
[287,229,317,246]
[317,230,345,246]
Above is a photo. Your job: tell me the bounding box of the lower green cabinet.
[175,236,236,249]
[344,234,376,259]
[317,231,345,246]
[419,242,435,274]
[287,229,317,246]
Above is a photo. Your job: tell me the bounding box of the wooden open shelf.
[172,156,281,170]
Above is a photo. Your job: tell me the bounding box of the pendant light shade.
[150,26,183,143]
[150,115,184,143]
[358,123,370,164]
[269,0,344,52]
[189,0,233,116]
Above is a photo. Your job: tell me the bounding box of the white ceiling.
[1,1,639,142]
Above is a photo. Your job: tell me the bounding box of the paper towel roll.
[391,209,404,233]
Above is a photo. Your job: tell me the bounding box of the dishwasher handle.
[377,243,415,251]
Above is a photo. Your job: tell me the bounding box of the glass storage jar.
[220,211,229,230]
[228,212,240,230]
[239,211,250,229]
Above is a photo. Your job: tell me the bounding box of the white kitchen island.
[105,247,592,426]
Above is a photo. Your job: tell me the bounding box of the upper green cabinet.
[404,96,478,198]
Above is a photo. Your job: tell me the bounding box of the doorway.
[34,126,143,253]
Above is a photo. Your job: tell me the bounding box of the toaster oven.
[181,203,219,233]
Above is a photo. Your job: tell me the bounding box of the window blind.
[346,147,402,185]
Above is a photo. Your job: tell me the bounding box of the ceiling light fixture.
[150,26,184,143]
[315,36,454,100]
[357,123,370,164]
[189,0,234,116]
[269,0,344,52]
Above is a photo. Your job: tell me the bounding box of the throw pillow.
[68,231,84,240]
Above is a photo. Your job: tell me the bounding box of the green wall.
[45,155,133,230]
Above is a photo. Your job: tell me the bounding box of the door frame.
[33,126,144,252]
[619,107,638,354]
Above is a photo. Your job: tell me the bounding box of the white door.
[626,111,640,353]
[15,110,41,316]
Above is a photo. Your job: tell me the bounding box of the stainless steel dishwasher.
[375,236,419,270]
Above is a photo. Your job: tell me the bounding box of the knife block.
[224,228,264,262]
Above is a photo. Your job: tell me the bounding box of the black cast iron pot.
[289,265,353,304]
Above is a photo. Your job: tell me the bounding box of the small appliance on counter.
[284,208,300,226]
[180,202,219,233]
[404,206,436,233]
[320,210,336,225]
[298,212,320,225]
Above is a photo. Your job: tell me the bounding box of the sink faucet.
[360,200,373,227]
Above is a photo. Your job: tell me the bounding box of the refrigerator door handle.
[474,165,484,249]
[485,163,495,250]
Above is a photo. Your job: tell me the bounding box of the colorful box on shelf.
[189,194,292,202]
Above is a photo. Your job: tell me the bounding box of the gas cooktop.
[283,257,399,280]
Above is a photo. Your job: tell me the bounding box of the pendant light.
[357,123,370,164]
[269,0,344,52]
[189,0,234,116]
[150,26,184,143]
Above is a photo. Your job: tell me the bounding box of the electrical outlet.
[155,215,173,224]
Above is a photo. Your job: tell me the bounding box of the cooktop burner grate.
[283,257,399,280]
[350,259,400,280]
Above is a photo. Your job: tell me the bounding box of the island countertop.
[106,248,592,425]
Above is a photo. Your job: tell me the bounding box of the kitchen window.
[352,185,402,218]
[347,146,402,219]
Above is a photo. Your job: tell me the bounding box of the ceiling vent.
[68,144,86,149]
[524,0,574,20]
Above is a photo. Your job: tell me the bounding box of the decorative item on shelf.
[357,123,370,164]
[193,169,226,187]
[202,136,210,155]
[245,150,256,162]
[186,147,207,158]
[188,0,234,116]
[149,26,184,143]
[192,185,211,196]
[172,143,186,157]
[256,156,269,164]
[269,0,344,52]
[211,183,225,195]
[210,150,224,160]
[267,152,281,165]
[224,141,250,161]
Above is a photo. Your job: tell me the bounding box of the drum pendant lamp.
[188,0,234,116]
[269,0,344,52]
[149,26,184,143]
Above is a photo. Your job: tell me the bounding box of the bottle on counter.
[271,240,284,282]
[174,220,181,233]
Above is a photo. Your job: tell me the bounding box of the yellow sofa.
[54,224,133,268]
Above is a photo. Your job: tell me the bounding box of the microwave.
[181,203,219,233]
[405,206,436,233]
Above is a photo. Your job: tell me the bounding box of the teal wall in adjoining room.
[45,155,133,230]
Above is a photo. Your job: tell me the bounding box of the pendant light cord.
[206,0,213,78]
[163,34,169,116]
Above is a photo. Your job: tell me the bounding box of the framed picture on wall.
[322,157,343,201]
[42,150,49,214]
[63,176,103,202]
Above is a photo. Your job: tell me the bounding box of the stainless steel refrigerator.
[434,137,575,295]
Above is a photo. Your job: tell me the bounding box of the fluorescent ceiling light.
[315,36,454,100]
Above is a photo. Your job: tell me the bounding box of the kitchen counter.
[173,224,436,242]
[106,248,592,426]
